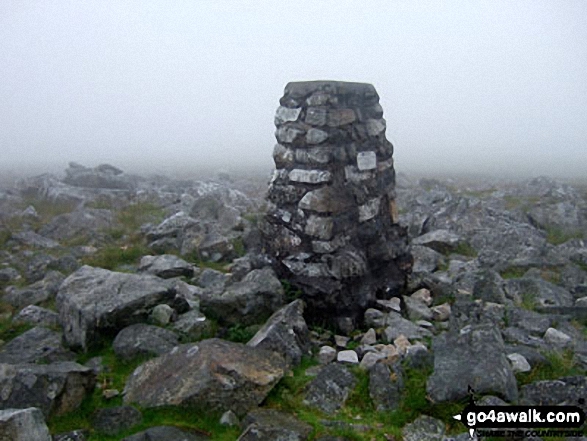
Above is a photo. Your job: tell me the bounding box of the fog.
[1,1,586,180]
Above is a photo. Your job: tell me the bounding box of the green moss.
[500,266,527,279]
[545,226,584,246]
[81,244,151,270]
[281,280,303,303]
[450,242,478,258]
[231,237,246,258]
[520,292,537,311]
[225,324,258,343]
[516,349,584,386]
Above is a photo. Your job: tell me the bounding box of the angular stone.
[122,426,208,441]
[123,339,285,417]
[543,327,572,348]
[337,350,359,364]
[12,305,59,328]
[0,362,95,418]
[305,128,329,144]
[426,325,518,403]
[238,409,313,441]
[305,107,328,126]
[361,328,377,345]
[359,351,386,370]
[303,363,356,414]
[318,346,337,365]
[402,415,445,441]
[273,144,295,167]
[383,314,432,341]
[370,362,403,411]
[0,408,52,441]
[327,108,356,127]
[247,299,311,368]
[294,146,332,164]
[288,169,332,184]
[358,197,381,222]
[412,229,463,255]
[356,151,377,171]
[299,187,353,213]
[304,215,334,240]
[507,353,531,373]
[93,406,141,436]
[311,235,348,254]
[113,324,179,361]
[276,126,304,144]
[366,118,386,136]
[138,254,194,279]
[411,288,433,306]
[275,106,302,125]
[0,326,76,364]
[344,165,375,183]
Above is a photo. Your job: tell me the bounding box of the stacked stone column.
[262,81,412,330]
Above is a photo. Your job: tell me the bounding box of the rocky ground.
[0,162,586,440]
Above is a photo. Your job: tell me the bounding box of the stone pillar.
[262,81,412,331]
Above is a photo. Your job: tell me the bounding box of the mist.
[1,0,586,180]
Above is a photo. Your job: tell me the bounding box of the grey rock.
[52,429,89,441]
[138,254,194,279]
[383,313,433,341]
[275,106,302,125]
[56,265,176,351]
[10,231,60,249]
[543,327,572,348]
[172,310,214,341]
[123,339,285,417]
[238,409,312,441]
[505,307,553,335]
[318,346,337,365]
[0,362,95,418]
[0,267,20,284]
[360,328,377,345]
[359,351,386,370]
[369,362,403,411]
[427,325,518,403]
[247,299,311,368]
[520,376,587,414]
[12,305,59,327]
[337,350,359,364]
[412,230,463,255]
[220,410,239,427]
[0,407,51,441]
[472,269,506,304]
[402,415,446,441]
[39,208,114,243]
[404,295,433,321]
[122,426,209,441]
[507,353,531,373]
[4,270,64,308]
[197,268,229,290]
[150,304,176,326]
[305,128,329,144]
[93,406,142,436]
[404,344,434,370]
[303,363,356,414]
[0,326,75,364]
[113,324,179,361]
[200,268,284,326]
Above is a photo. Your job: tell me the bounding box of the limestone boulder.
[0,362,95,418]
[200,268,284,326]
[247,299,311,368]
[0,408,52,441]
[56,265,176,351]
[123,339,285,417]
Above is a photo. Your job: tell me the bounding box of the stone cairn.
[261,81,412,331]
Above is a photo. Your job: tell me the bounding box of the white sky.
[1,1,586,178]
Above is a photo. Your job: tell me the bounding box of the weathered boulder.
[369,362,403,411]
[200,268,284,326]
[262,81,412,329]
[303,363,356,414]
[426,325,518,403]
[3,270,64,308]
[0,408,52,441]
[0,327,76,364]
[39,208,115,243]
[401,415,446,441]
[12,304,59,328]
[504,277,574,307]
[138,254,195,279]
[0,362,95,418]
[56,265,176,351]
[412,229,463,255]
[113,324,179,361]
[63,162,134,190]
[238,409,313,441]
[247,299,311,368]
[520,376,587,415]
[123,339,285,417]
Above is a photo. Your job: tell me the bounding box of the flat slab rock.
[302,363,356,414]
[426,324,518,403]
[123,338,285,417]
[113,323,179,361]
[0,362,95,418]
[0,407,52,441]
[56,265,176,351]
[238,409,313,441]
[0,326,76,364]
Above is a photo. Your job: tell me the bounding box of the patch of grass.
[545,226,584,246]
[231,237,246,258]
[243,213,261,227]
[281,279,303,303]
[225,324,258,343]
[0,229,11,249]
[116,202,165,232]
[0,305,33,342]
[516,349,584,386]
[500,266,527,279]
[503,195,541,212]
[81,244,151,270]
[450,242,478,258]
[520,292,537,311]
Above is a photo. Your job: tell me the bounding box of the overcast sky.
[1,1,586,178]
